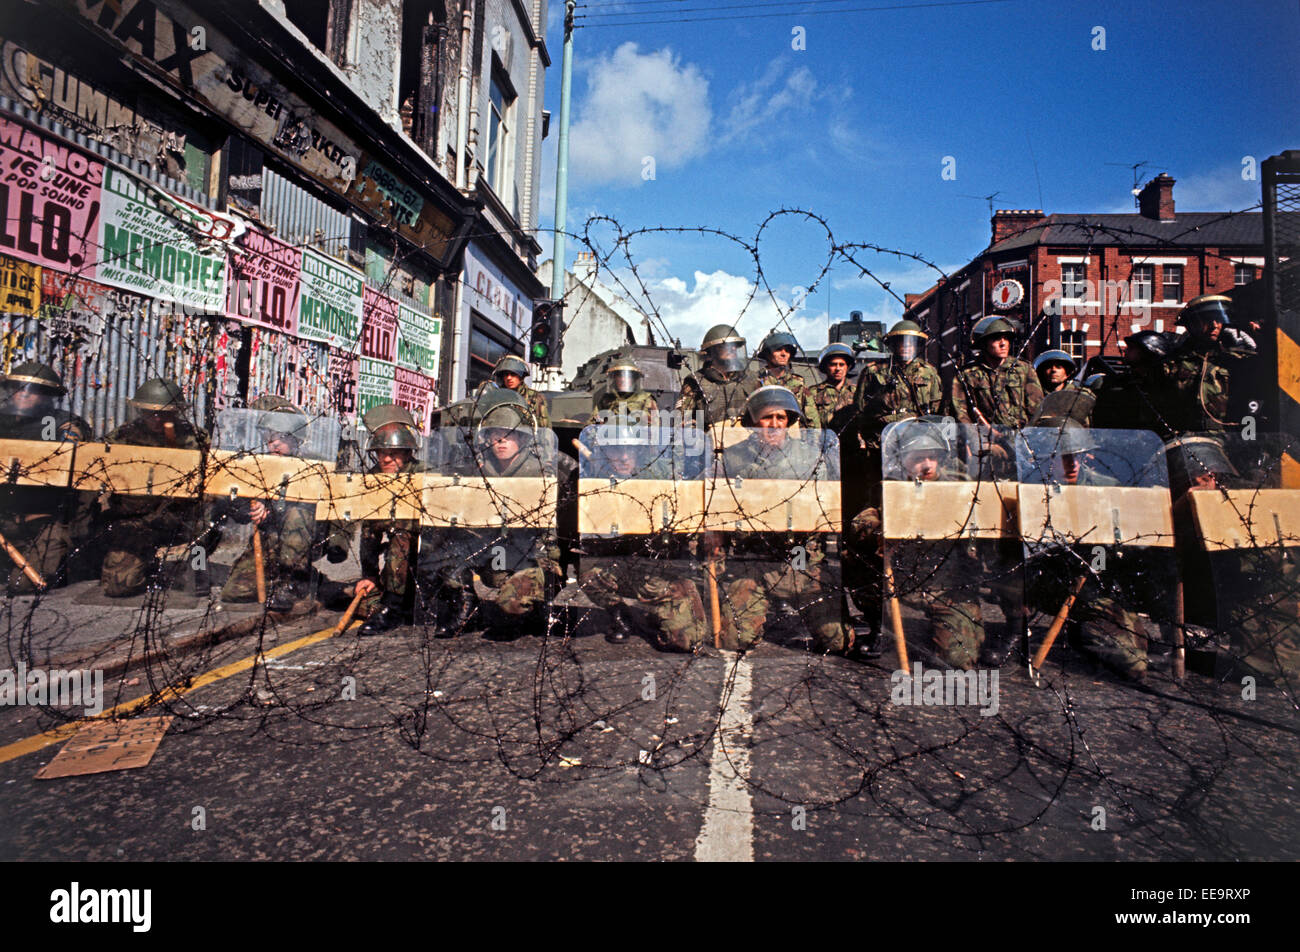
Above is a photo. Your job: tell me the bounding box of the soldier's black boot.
[358,593,406,636]
[265,583,296,614]
[605,607,634,644]
[436,586,477,638]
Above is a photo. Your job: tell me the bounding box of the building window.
[486,70,515,207]
[1235,263,1257,285]
[1161,264,1183,302]
[399,0,444,154]
[1131,264,1154,303]
[1061,330,1085,361]
[1061,263,1087,301]
[467,312,521,394]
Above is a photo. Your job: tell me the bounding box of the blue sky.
[537,0,1298,354]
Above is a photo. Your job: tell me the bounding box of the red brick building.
[904,175,1264,378]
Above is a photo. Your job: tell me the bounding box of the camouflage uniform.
[852,466,990,669]
[220,505,316,602]
[579,455,707,651]
[589,389,659,426]
[757,366,818,427]
[99,418,209,597]
[714,433,846,652]
[1156,336,1251,436]
[354,457,425,616]
[675,365,762,426]
[949,357,1043,429]
[809,379,857,433]
[854,359,945,447]
[0,409,88,593]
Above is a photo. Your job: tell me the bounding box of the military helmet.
[885,320,928,342]
[3,361,66,396]
[894,419,951,470]
[1178,294,1232,327]
[757,331,799,361]
[250,396,308,452]
[367,421,420,454]
[606,358,643,396]
[470,387,530,429]
[700,324,745,353]
[596,425,653,449]
[1084,373,1106,391]
[817,342,855,373]
[128,378,186,413]
[1166,435,1238,482]
[476,396,535,457]
[743,385,804,426]
[249,393,300,413]
[493,355,530,381]
[1124,330,1174,362]
[971,316,1016,347]
[362,402,417,434]
[1033,349,1077,375]
[1054,420,1095,456]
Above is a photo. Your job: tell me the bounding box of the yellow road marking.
[0,620,355,766]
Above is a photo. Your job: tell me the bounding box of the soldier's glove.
[325,544,349,564]
[989,443,1009,461]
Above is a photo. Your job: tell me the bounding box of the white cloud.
[569,43,712,186]
[718,61,818,147]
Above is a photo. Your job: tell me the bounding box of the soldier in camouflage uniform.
[1092,331,1177,432]
[578,427,708,650]
[1023,423,1148,680]
[477,355,551,429]
[712,386,847,653]
[675,325,763,426]
[809,343,858,433]
[949,316,1043,432]
[1154,295,1254,438]
[589,358,659,426]
[756,332,818,426]
[851,420,989,669]
[1168,436,1299,686]
[1030,349,1094,427]
[854,320,944,448]
[352,404,426,635]
[218,396,318,612]
[99,378,210,597]
[0,362,89,593]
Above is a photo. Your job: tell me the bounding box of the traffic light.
[530,299,564,368]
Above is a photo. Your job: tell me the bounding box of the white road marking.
[694,653,755,862]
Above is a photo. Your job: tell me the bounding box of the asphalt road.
[1,607,1296,861]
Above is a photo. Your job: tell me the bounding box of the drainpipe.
[455,2,473,190]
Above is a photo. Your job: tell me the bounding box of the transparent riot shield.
[206,408,339,610]
[1170,431,1300,688]
[414,426,560,638]
[1016,426,1175,683]
[702,426,844,652]
[575,422,708,651]
[879,419,1019,673]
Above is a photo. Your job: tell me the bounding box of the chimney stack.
[1138,173,1176,221]
[991,209,1046,245]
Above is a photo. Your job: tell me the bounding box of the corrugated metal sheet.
[261,167,353,255]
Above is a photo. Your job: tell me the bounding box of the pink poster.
[0,116,103,276]
[393,365,436,431]
[361,284,398,362]
[226,227,301,334]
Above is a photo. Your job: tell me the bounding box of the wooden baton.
[882,546,909,671]
[0,527,46,591]
[333,588,367,636]
[1031,573,1089,671]
[252,528,266,605]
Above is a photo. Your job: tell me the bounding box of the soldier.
[480,355,550,429]
[756,331,818,425]
[1021,423,1148,680]
[217,396,319,613]
[1156,294,1254,437]
[949,316,1043,432]
[852,419,989,670]
[854,319,944,448]
[0,362,89,593]
[675,324,762,426]
[1092,330,1176,432]
[424,391,564,638]
[711,386,847,653]
[589,357,659,427]
[577,426,708,650]
[99,378,210,598]
[1030,350,1093,426]
[1167,435,1298,686]
[809,343,858,433]
[352,404,426,635]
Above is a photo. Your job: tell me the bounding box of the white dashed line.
[694,653,755,862]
